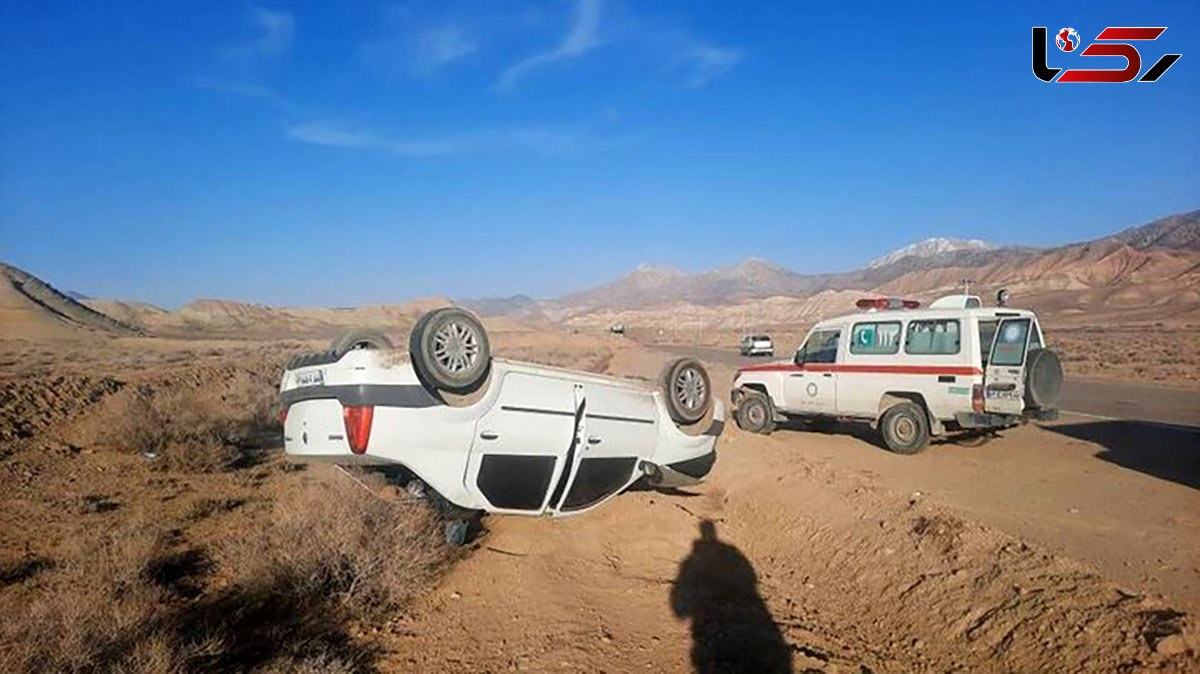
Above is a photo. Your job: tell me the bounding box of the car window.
[850,321,900,355]
[1029,322,1042,350]
[905,319,960,355]
[978,320,998,365]
[991,319,1030,366]
[802,329,841,363]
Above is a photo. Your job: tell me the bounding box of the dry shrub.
[3,524,183,673]
[102,387,250,472]
[225,478,451,621]
[185,496,246,522]
[1,482,451,674]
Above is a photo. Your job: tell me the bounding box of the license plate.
[295,369,325,388]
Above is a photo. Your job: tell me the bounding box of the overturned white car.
[279,308,723,519]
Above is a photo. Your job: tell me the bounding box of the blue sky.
[1,0,1196,307]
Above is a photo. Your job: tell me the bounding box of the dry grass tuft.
[99,377,283,472]
[1,481,451,674]
[224,478,451,621]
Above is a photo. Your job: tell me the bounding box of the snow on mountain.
[866,237,995,269]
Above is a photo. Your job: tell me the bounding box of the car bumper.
[954,407,1059,428]
[955,411,1020,429]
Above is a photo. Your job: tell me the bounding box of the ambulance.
[730,292,1063,453]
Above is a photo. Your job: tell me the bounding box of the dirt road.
[382,354,1198,672]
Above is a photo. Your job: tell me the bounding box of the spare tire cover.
[1024,348,1063,409]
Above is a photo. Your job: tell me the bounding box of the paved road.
[655,343,1200,428]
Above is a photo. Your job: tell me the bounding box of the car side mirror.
[794,350,805,366]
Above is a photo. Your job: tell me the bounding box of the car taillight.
[972,384,985,412]
[343,405,374,454]
[278,407,288,426]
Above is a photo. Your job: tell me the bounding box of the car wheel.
[880,401,930,454]
[410,308,491,394]
[329,328,394,359]
[661,358,712,425]
[736,391,774,434]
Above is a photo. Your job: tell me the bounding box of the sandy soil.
[1,332,1197,672]
[378,356,1198,673]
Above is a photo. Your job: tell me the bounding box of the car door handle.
[822,373,833,378]
[479,430,499,440]
[789,373,804,378]
[587,435,602,445]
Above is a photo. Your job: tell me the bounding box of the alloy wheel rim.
[674,367,706,411]
[432,321,479,374]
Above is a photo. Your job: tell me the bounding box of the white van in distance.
[730,293,1062,453]
[739,334,775,357]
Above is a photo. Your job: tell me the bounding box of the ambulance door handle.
[822,373,833,378]
[479,430,499,440]
[789,373,804,378]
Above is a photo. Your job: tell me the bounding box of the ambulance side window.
[905,320,961,355]
[850,322,901,355]
[802,329,841,364]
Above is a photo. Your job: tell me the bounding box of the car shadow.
[1041,420,1200,490]
[670,520,793,674]
[772,418,997,453]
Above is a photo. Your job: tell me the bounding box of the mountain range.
[2,209,1198,340]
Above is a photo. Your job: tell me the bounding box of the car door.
[984,318,1031,415]
[551,382,657,515]
[466,371,580,515]
[784,328,840,414]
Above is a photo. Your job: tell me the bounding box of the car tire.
[736,391,774,434]
[661,357,712,425]
[410,308,491,394]
[329,328,394,359]
[1024,348,1063,409]
[880,401,930,454]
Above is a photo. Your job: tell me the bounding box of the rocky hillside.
[1107,209,1200,250]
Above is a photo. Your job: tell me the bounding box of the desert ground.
[1,317,1197,673]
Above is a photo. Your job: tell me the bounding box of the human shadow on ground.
[670,520,792,674]
[1043,420,1200,490]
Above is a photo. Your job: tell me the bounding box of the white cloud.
[287,121,465,156]
[362,21,476,76]
[225,7,294,60]
[285,120,604,157]
[683,45,740,88]
[495,0,603,92]
[194,77,295,111]
[413,26,476,73]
